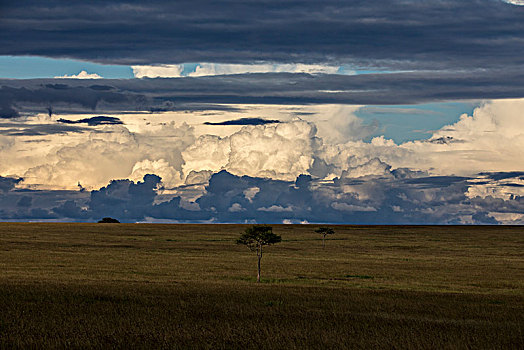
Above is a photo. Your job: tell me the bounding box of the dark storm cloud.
[0,123,92,136]
[0,80,247,115]
[404,176,472,189]
[2,171,524,223]
[16,196,32,207]
[0,104,19,119]
[87,174,162,220]
[0,176,22,193]
[57,116,123,126]
[1,1,524,71]
[204,118,280,126]
[479,172,524,181]
[4,69,524,115]
[51,174,206,222]
[163,170,522,224]
[0,84,138,113]
[187,171,523,224]
[149,104,243,113]
[0,177,88,220]
[0,185,89,221]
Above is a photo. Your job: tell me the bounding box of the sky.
[1,0,524,224]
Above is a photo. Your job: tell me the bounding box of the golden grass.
[0,223,523,348]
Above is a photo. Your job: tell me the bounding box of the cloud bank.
[2,99,524,190]
[2,169,523,224]
[1,98,524,224]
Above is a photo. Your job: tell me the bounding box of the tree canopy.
[236,225,281,250]
[236,225,281,282]
[315,226,335,248]
[315,227,335,236]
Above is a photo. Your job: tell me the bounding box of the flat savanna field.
[0,224,522,349]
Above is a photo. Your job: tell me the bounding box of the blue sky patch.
[0,56,134,79]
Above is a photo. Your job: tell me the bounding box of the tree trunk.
[257,247,262,283]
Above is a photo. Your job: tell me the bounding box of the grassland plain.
[0,223,522,349]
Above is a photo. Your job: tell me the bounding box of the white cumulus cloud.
[131,63,343,78]
[132,64,184,78]
[257,205,294,212]
[3,98,524,211]
[55,70,103,79]
[503,0,524,5]
[228,203,245,212]
[189,63,341,76]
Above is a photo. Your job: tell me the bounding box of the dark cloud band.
[57,116,123,126]
[204,118,280,126]
[3,70,524,116]
[1,171,523,224]
[1,1,524,71]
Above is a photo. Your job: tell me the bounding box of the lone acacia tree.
[315,227,335,248]
[236,225,281,283]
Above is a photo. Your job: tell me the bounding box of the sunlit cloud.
[54,70,103,79]
[503,0,524,5]
[132,63,344,78]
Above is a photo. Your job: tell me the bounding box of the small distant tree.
[236,225,282,283]
[98,217,120,223]
[315,227,335,248]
